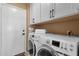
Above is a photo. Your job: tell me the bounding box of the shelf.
[30,14,79,27]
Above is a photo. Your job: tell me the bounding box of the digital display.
[52,40,60,47]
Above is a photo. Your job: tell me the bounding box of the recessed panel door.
[2,4,26,56]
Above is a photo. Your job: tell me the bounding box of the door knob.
[22,33,25,35]
[22,30,25,32]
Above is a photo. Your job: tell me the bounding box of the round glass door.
[37,48,56,56]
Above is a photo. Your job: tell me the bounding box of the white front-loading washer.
[34,33,65,56]
[34,33,79,56]
[33,33,59,56]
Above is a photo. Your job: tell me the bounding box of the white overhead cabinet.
[41,3,55,22]
[1,4,26,56]
[30,3,79,25]
[30,3,41,24]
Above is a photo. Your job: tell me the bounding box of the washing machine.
[28,32,36,56]
[34,33,62,56]
[34,33,79,56]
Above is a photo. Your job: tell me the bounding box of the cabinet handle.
[50,10,52,18]
[32,18,35,23]
[52,9,54,17]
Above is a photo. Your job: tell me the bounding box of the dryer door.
[37,45,58,56]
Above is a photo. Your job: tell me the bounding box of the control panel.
[52,40,78,56]
[60,42,75,52]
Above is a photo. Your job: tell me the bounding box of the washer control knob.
[70,44,74,47]
[64,48,67,50]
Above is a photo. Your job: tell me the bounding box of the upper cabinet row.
[30,3,79,24]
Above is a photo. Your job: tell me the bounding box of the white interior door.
[0,4,2,55]
[2,4,26,56]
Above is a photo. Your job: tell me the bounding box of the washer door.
[29,40,36,56]
[37,45,58,56]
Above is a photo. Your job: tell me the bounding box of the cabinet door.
[30,3,40,24]
[0,4,2,55]
[41,3,50,22]
[55,3,74,19]
[41,3,55,22]
[2,4,26,56]
[71,3,79,14]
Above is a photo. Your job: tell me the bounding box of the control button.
[64,48,67,50]
[70,48,73,51]
[70,44,74,47]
